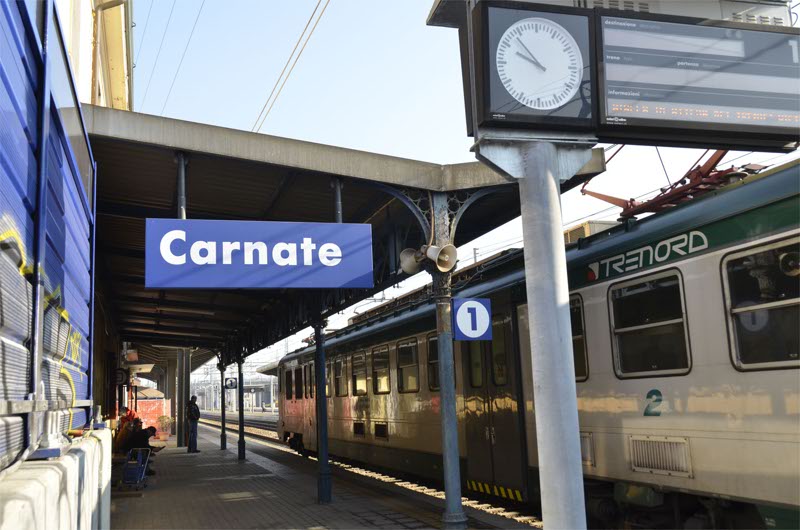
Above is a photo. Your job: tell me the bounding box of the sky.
[124,0,800,375]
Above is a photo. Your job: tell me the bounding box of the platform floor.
[110,425,532,529]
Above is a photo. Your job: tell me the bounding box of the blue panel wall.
[0,0,95,468]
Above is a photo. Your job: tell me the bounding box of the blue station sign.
[453,298,492,341]
[145,219,374,289]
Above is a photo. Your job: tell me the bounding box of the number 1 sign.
[453,298,492,341]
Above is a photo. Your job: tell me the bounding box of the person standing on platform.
[187,395,201,453]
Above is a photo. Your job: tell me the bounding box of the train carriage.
[278,159,799,529]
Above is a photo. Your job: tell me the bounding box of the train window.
[491,317,509,386]
[468,342,483,388]
[723,238,800,369]
[374,423,389,439]
[294,367,303,399]
[326,361,331,398]
[372,346,390,394]
[609,271,691,377]
[428,335,440,390]
[303,364,309,398]
[335,358,348,397]
[397,339,420,392]
[351,352,367,395]
[570,296,589,381]
[285,368,293,400]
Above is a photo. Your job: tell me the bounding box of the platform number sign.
[453,298,492,341]
[224,377,238,390]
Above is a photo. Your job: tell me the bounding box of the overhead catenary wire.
[134,0,155,66]
[654,147,672,185]
[251,0,324,131]
[139,0,178,111]
[159,0,207,115]
[254,0,331,133]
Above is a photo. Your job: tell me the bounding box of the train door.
[462,313,527,501]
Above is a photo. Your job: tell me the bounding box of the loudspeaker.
[425,244,458,272]
[779,252,799,277]
[399,248,422,275]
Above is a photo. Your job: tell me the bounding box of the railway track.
[198,413,542,528]
[201,412,277,432]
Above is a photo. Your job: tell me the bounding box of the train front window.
[335,358,348,396]
[326,361,331,397]
[610,271,690,377]
[397,339,420,393]
[428,335,440,390]
[570,296,589,381]
[294,367,303,399]
[309,362,314,398]
[285,369,293,400]
[491,317,509,386]
[724,238,800,368]
[372,346,390,394]
[352,352,367,395]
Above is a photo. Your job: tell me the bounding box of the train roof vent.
[629,435,693,478]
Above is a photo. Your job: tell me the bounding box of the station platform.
[111,424,537,529]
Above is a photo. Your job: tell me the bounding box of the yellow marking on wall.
[0,226,29,274]
[477,482,484,493]
[493,485,499,496]
[515,490,523,501]
[500,486,508,498]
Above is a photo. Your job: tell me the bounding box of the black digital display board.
[597,13,800,150]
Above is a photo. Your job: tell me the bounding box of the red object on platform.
[135,399,172,434]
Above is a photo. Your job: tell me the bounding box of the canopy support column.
[237,356,245,460]
[176,349,187,447]
[219,356,227,450]
[431,192,467,530]
[314,322,331,503]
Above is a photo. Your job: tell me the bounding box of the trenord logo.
[586,230,708,281]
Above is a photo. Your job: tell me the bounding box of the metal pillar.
[237,357,245,460]
[219,359,227,450]
[176,349,186,447]
[177,151,187,220]
[332,177,343,223]
[166,358,177,433]
[479,141,590,529]
[431,193,467,529]
[314,322,332,503]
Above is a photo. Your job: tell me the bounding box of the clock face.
[495,18,583,111]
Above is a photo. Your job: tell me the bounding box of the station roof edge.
[84,104,523,192]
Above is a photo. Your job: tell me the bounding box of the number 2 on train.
[644,389,663,416]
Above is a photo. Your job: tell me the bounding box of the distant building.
[55,0,133,110]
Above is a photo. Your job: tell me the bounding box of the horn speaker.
[425,244,458,272]
[399,248,422,275]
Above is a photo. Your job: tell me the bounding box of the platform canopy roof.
[85,105,603,370]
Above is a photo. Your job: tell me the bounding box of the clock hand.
[515,37,547,71]
[515,51,547,72]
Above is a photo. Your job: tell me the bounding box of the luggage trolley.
[121,448,151,490]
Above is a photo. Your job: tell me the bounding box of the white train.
[278,160,799,528]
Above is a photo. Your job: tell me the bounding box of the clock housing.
[472,1,596,132]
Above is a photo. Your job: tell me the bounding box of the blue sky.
[128,1,800,370]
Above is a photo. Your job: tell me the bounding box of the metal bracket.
[477,138,594,184]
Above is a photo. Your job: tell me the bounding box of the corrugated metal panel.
[0,0,38,469]
[1,0,95,471]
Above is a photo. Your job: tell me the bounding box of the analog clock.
[495,18,583,111]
